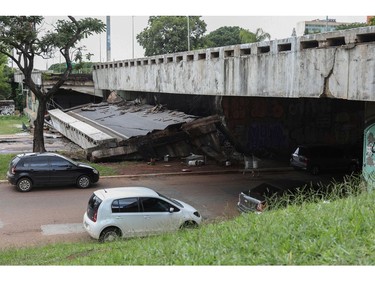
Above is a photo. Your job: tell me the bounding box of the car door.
[139,197,181,234]
[110,197,145,237]
[49,155,76,185]
[25,156,51,185]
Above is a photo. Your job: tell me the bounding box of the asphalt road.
[0,170,343,250]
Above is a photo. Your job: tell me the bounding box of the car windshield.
[157,192,184,208]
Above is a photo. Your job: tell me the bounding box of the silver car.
[83,186,202,242]
[237,180,309,213]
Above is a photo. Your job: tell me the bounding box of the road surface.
[0,170,339,250]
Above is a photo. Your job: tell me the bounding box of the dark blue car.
[7,152,99,192]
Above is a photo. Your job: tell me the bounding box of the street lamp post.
[132,16,134,59]
[187,16,190,51]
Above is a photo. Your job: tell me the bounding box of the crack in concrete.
[321,48,338,98]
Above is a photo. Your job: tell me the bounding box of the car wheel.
[16,177,33,192]
[311,166,320,176]
[76,175,91,189]
[99,227,121,242]
[180,221,198,229]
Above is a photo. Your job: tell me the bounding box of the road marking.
[41,223,85,235]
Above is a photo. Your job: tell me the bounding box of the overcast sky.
[4,0,370,70]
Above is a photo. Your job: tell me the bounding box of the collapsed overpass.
[48,26,375,188]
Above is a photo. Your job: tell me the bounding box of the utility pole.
[106,16,111,61]
[132,16,134,59]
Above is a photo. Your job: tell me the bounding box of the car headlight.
[193,211,201,218]
[93,169,99,174]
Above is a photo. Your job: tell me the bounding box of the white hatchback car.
[83,186,202,242]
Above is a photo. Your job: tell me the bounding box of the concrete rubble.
[48,92,232,163]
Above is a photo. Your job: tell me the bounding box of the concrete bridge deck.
[93,26,375,102]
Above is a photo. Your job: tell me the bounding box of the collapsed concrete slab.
[90,114,227,163]
[49,101,229,163]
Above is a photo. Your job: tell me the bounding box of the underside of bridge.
[119,90,365,162]
[49,89,103,110]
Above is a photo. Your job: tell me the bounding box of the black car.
[7,152,100,192]
[290,144,360,175]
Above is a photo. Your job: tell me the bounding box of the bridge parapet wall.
[93,26,375,101]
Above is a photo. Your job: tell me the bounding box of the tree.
[137,16,207,56]
[204,26,243,47]
[0,16,105,152]
[48,61,94,74]
[204,26,270,48]
[335,22,368,30]
[0,53,11,99]
[239,28,270,43]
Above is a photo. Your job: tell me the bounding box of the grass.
[0,115,29,135]
[0,175,374,265]
[0,154,16,179]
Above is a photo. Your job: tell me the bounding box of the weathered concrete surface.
[0,132,81,155]
[93,26,375,102]
[48,108,117,150]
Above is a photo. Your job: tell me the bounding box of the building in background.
[296,18,351,35]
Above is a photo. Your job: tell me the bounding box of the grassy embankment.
[1,174,374,265]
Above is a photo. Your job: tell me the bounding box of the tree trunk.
[33,97,47,152]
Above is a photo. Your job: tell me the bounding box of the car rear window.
[87,194,102,221]
[9,156,21,168]
[112,198,139,213]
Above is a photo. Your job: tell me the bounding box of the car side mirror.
[169,207,174,213]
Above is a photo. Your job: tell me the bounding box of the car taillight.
[256,203,266,212]
[300,156,309,164]
[93,210,98,222]
[11,167,16,174]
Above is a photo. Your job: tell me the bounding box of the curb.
[101,167,293,179]
[0,167,293,184]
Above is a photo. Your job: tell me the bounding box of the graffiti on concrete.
[0,100,15,115]
[248,122,286,151]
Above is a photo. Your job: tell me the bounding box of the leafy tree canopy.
[0,16,105,152]
[335,22,368,30]
[0,53,11,99]
[326,17,375,31]
[204,26,270,48]
[137,16,207,56]
[48,61,95,74]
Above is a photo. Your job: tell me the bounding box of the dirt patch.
[97,158,241,176]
